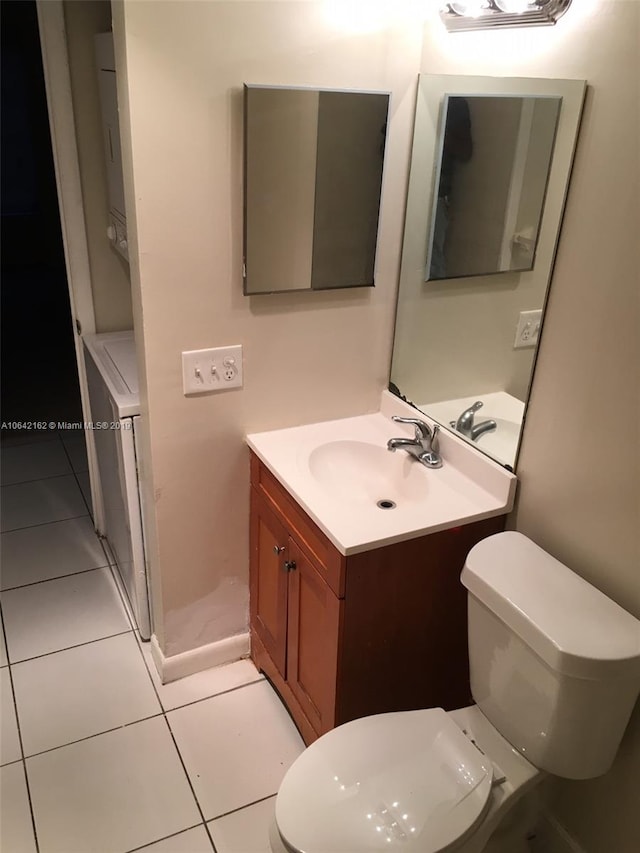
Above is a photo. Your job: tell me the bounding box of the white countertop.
[247,392,517,556]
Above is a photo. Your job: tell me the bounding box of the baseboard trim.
[532,807,587,853]
[150,632,250,684]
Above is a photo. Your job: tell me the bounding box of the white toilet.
[270,532,640,853]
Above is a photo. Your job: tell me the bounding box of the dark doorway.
[1,0,82,430]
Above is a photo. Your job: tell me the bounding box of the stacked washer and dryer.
[83,332,151,640]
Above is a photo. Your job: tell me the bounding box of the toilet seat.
[275,708,494,853]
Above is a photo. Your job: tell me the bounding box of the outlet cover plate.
[182,345,243,395]
[514,310,542,350]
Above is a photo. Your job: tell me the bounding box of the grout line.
[23,712,166,762]
[1,563,105,594]
[0,433,63,450]
[20,753,41,852]
[203,819,219,852]
[0,756,23,768]
[59,435,94,518]
[0,606,5,669]
[0,469,77,488]
[103,542,141,636]
[0,602,41,853]
[131,630,164,693]
[208,791,278,823]
[73,469,93,519]
[0,514,90,536]
[0,512,90,535]
[160,715,219,853]
[159,668,261,711]
[1,471,83,490]
[161,676,266,714]
[1,563,110,593]
[9,629,133,667]
[99,535,117,568]
[126,635,219,851]
[123,823,209,853]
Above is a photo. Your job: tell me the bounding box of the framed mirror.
[390,75,586,469]
[243,85,390,295]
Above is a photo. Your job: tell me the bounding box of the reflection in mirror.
[243,85,389,294]
[427,95,561,281]
[391,75,586,469]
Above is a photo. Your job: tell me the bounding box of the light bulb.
[449,1,488,17]
[495,0,532,12]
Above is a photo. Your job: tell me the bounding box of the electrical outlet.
[182,345,243,395]
[514,310,542,350]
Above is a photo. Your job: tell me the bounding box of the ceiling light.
[440,0,573,32]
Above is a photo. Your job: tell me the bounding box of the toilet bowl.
[270,533,640,853]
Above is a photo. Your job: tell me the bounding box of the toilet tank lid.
[461,532,640,680]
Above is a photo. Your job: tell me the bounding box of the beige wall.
[112,0,422,656]
[64,0,133,332]
[419,2,640,851]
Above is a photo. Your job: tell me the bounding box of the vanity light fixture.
[440,0,572,32]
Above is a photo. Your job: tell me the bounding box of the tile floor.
[1,433,305,853]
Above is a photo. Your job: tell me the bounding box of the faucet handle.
[391,415,432,441]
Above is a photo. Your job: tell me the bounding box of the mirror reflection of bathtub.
[422,392,524,469]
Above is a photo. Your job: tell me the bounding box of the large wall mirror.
[391,75,585,469]
[243,85,390,295]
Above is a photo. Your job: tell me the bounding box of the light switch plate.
[513,310,542,349]
[182,345,243,395]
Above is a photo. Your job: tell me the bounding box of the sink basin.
[246,394,517,555]
[308,440,428,506]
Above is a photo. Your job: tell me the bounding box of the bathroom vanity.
[247,396,516,744]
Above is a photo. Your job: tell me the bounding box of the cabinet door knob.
[273,545,285,555]
[284,560,297,572]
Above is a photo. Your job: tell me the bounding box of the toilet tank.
[461,532,640,780]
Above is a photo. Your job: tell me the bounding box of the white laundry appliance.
[83,331,151,639]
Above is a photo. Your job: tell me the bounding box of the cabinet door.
[250,489,289,676]
[286,539,341,735]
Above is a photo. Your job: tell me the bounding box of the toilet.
[270,532,640,853]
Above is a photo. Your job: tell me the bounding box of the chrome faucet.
[450,401,497,442]
[387,416,443,469]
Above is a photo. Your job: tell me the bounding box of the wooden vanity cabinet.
[249,452,505,745]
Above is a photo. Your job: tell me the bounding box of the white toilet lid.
[276,708,493,853]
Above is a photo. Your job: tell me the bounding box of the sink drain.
[377,499,397,510]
